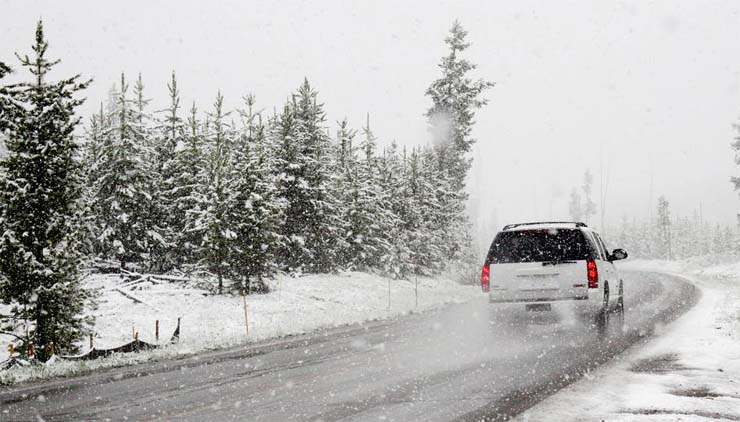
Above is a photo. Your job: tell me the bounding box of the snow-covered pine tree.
[730,110,740,197]
[276,80,344,273]
[336,118,355,168]
[229,95,282,293]
[581,170,597,224]
[131,74,152,141]
[189,92,235,293]
[83,104,107,188]
[423,21,492,275]
[568,189,583,221]
[335,118,356,266]
[348,114,396,272]
[94,73,155,269]
[377,141,413,278]
[130,73,169,271]
[359,113,377,162]
[722,225,737,254]
[420,146,468,267]
[657,196,672,260]
[165,101,207,269]
[79,104,109,258]
[425,20,495,194]
[336,117,390,270]
[293,79,345,272]
[404,147,440,275]
[272,101,311,272]
[0,21,91,360]
[148,72,185,272]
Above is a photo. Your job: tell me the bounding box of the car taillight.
[481,264,490,292]
[587,259,598,288]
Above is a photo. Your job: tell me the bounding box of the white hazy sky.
[3,0,740,233]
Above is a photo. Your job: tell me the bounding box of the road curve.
[0,270,699,421]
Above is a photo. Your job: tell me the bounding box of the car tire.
[612,281,625,329]
[595,284,609,332]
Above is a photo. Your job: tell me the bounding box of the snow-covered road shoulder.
[516,259,740,422]
[0,271,481,385]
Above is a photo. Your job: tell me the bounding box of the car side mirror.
[610,248,628,261]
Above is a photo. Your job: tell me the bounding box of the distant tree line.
[611,196,738,260]
[0,21,492,358]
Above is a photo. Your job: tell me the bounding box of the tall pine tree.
[275,80,345,273]
[230,95,282,292]
[292,80,345,272]
[189,92,236,293]
[173,102,207,267]
[94,73,156,268]
[0,21,91,359]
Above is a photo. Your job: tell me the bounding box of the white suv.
[481,222,627,322]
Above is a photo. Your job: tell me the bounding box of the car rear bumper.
[488,295,588,303]
[488,288,601,305]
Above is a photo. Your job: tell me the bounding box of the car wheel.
[595,284,609,332]
[612,281,625,329]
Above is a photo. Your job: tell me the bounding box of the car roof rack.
[502,221,588,231]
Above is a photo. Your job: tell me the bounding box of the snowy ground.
[516,257,740,422]
[0,271,480,385]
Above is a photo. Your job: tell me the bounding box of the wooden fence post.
[243,292,249,336]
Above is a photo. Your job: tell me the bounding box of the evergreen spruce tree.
[581,170,597,224]
[79,104,108,258]
[424,21,493,274]
[336,118,355,169]
[148,72,184,271]
[0,21,91,359]
[189,92,235,293]
[378,142,413,278]
[405,148,439,275]
[273,101,310,272]
[173,102,206,267]
[230,95,282,292]
[569,189,583,221]
[336,117,393,270]
[293,79,345,272]
[423,146,469,265]
[347,115,396,272]
[131,73,169,271]
[94,73,155,269]
[276,80,344,273]
[657,196,672,260]
[335,119,359,266]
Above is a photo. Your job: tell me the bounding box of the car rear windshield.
[486,229,593,264]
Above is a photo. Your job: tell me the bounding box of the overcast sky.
[3,0,740,236]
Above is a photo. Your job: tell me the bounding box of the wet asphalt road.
[0,270,698,421]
